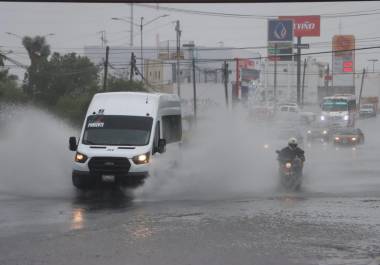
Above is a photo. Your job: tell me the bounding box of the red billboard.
[279,16,320,37]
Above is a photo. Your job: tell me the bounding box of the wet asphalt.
[1,106,380,265]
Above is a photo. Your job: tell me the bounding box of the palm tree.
[22,36,51,97]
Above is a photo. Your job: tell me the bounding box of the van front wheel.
[72,173,94,190]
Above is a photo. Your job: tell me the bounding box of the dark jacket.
[278,146,305,163]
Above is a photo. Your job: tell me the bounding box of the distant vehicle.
[306,121,330,142]
[332,127,364,146]
[359,103,376,118]
[320,94,356,127]
[361,96,378,113]
[278,104,300,113]
[68,92,182,190]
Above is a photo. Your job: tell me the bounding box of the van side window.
[162,115,182,143]
[154,121,160,150]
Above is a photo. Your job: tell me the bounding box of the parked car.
[332,127,364,146]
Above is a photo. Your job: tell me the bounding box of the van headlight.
[322,130,327,135]
[75,152,88,163]
[343,115,349,121]
[320,115,325,121]
[132,152,150,164]
[307,130,311,134]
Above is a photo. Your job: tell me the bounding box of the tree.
[41,52,99,105]
[22,35,51,97]
[0,68,26,102]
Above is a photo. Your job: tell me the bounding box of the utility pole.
[130,52,136,81]
[103,46,109,91]
[358,68,366,108]
[301,58,307,107]
[296,36,302,105]
[235,57,240,105]
[223,60,229,108]
[130,3,134,47]
[175,20,181,97]
[324,63,330,88]
[98,30,107,48]
[192,56,197,119]
[274,43,278,103]
[140,17,144,79]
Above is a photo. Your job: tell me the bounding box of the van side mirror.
[69,136,77,151]
[157,139,166,154]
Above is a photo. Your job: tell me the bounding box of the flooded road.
[1,105,380,265]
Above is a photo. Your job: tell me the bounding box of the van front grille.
[88,157,131,175]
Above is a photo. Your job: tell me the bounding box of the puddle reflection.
[72,187,135,211]
[71,208,84,230]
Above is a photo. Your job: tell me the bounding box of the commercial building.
[258,57,327,105]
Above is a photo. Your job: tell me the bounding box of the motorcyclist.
[277,137,305,163]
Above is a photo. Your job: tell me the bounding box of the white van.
[68,92,182,190]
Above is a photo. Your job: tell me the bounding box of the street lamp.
[111,14,169,77]
[368,59,378,73]
[140,14,169,76]
[6,32,55,39]
[111,17,138,47]
[5,32,22,39]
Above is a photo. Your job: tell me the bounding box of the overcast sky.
[1,1,380,77]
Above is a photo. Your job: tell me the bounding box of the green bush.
[0,78,27,103]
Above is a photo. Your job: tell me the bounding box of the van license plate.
[102,175,115,182]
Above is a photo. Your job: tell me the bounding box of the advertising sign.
[268,19,294,42]
[333,35,355,56]
[332,35,355,87]
[279,16,321,37]
[267,42,293,61]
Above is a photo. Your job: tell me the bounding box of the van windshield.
[82,115,153,146]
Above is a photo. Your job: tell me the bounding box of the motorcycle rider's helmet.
[288,137,298,150]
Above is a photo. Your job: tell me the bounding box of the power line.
[135,3,380,19]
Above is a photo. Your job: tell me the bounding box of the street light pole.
[130,3,134,47]
[112,14,168,79]
[140,16,144,78]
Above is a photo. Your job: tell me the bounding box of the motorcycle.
[275,150,303,191]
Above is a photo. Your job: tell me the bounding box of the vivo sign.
[279,16,320,37]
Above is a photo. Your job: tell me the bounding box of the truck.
[319,94,357,127]
[68,92,182,190]
[360,96,378,117]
